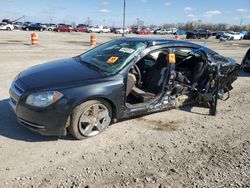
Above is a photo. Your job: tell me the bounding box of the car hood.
[18,57,104,89]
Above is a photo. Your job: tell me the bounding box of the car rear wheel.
[26,28,29,31]
[69,100,112,140]
[6,27,11,31]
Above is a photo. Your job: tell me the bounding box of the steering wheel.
[133,64,142,85]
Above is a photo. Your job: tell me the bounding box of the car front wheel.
[69,100,112,140]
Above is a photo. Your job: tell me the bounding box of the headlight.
[26,91,63,107]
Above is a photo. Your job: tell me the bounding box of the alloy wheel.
[78,104,111,137]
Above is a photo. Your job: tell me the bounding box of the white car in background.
[115,28,129,34]
[223,32,244,40]
[87,25,110,33]
[0,22,14,30]
[102,26,111,33]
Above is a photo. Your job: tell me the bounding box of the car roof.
[116,37,215,54]
[117,37,196,46]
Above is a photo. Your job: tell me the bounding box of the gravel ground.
[0,31,249,188]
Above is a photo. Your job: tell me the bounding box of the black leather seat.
[144,52,169,94]
[130,52,169,103]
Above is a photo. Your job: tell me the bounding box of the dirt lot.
[0,31,249,188]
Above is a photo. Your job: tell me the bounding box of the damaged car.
[9,38,240,139]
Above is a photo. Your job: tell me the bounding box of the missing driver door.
[125,47,171,112]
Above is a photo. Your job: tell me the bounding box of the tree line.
[145,22,250,31]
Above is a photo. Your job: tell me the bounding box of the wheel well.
[71,97,118,120]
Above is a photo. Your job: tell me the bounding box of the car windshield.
[80,40,147,75]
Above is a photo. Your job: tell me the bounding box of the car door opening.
[125,49,170,105]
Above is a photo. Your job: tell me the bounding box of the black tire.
[26,28,29,31]
[6,27,11,31]
[69,100,112,140]
[48,28,52,31]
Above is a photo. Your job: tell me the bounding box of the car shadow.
[0,99,73,142]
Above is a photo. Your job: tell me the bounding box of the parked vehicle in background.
[38,23,47,29]
[87,26,110,33]
[0,22,14,30]
[131,27,142,34]
[211,31,217,36]
[114,28,129,34]
[1,19,12,24]
[243,32,250,40]
[186,29,211,39]
[221,32,244,40]
[74,24,88,32]
[87,26,101,33]
[166,28,177,34]
[23,22,32,26]
[231,32,244,40]
[138,28,151,35]
[55,25,74,32]
[216,31,225,39]
[101,26,111,33]
[154,29,167,35]
[46,24,57,31]
[240,31,248,36]
[22,23,46,31]
[174,30,186,36]
[57,23,66,28]
[13,22,23,30]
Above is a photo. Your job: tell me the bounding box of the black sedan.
[186,29,211,39]
[22,23,45,31]
[9,38,240,139]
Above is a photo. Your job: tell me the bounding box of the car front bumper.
[9,81,69,136]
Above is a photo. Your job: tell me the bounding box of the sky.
[0,0,250,26]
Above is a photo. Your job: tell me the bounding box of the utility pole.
[122,0,126,37]
[239,18,243,26]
